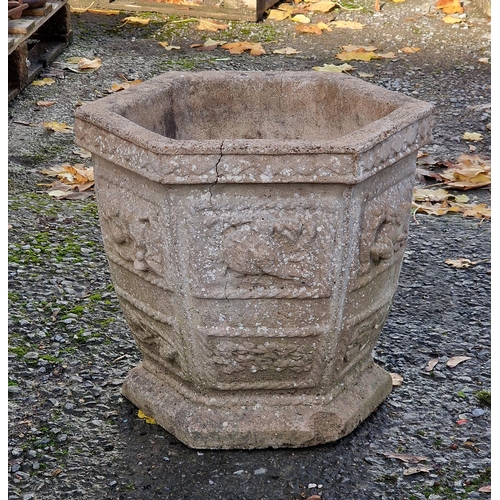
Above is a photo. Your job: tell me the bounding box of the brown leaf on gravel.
[403,465,434,475]
[36,101,56,107]
[138,409,156,424]
[478,485,491,493]
[425,358,439,371]
[109,80,142,92]
[31,78,56,86]
[435,0,464,14]
[445,258,480,269]
[296,22,331,34]
[306,496,321,500]
[330,20,364,29]
[336,49,381,61]
[446,356,471,368]
[196,18,230,31]
[267,9,292,20]
[439,153,491,191]
[442,15,464,24]
[40,163,94,199]
[43,122,73,133]
[305,1,338,13]
[221,42,266,56]
[383,452,428,463]
[401,46,420,53]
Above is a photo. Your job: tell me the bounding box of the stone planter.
[74,71,434,449]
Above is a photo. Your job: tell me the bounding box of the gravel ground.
[8,1,491,499]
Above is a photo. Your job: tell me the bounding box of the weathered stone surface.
[74,71,434,449]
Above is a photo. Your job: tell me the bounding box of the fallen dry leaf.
[36,101,56,107]
[43,122,73,133]
[221,42,266,56]
[390,373,403,386]
[296,23,332,34]
[462,132,484,142]
[138,409,156,424]
[291,14,311,23]
[267,9,292,20]
[401,46,420,53]
[296,24,322,34]
[412,185,490,219]
[403,465,433,476]
[31,78,55,86]
[413,188,450,203]
[446,356,471,368]
[121,16,150,25]
[342,44,378,52]
[196,18,230,31]
[64,57,102,73]
[425,358,439,371]
[439,154,490,190]
[455,203,490,219]
[330,20,363,29]
[78,57,102,70]
[336,49,381,61]
[306,1,338,12]
[313,63,354,72]
[358,72,374,78]
[435,0,464,14]
[109,79,142,92]
[478,485,491,493]
[445,258,480,269]
[158,42,181,50]
[383,452,428,463]
[273,47,301,54]
[443,15,464,24]
[191,39,227,51]
[378,52,397,59]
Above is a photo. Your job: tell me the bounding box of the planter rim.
[75,71,434,157]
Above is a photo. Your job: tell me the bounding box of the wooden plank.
[8,18,36,34]
[24,3,54,16]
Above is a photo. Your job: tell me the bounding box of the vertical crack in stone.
[209,141,223,208]
[208,141,229,300]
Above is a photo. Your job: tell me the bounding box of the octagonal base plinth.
[121,363,392,449]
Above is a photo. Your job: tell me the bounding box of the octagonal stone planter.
[74,71,434,449]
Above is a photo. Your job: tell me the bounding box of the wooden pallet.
[8,0,73,101]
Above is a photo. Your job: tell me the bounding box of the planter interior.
[74,71,434,449]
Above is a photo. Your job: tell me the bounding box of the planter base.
[122,362,392,449]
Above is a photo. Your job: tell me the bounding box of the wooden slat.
[23,3,54,16]
[8,18,36,34]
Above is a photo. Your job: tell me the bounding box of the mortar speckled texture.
[74,71,434,449]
